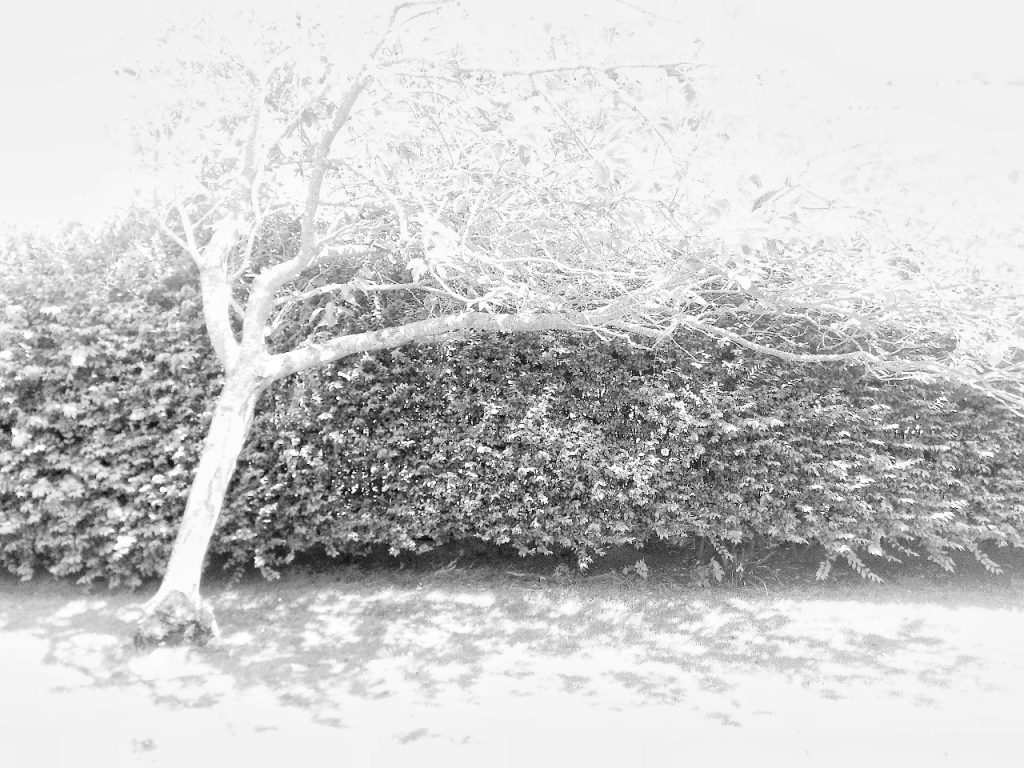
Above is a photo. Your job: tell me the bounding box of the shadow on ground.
[3,551,1022,738]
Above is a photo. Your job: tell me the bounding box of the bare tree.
[130,2,1024,644]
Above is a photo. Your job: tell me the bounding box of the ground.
[2,549,1023,767]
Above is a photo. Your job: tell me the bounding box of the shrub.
[3,219,1023,585]
[0,217,219,586]
[227,332,1024,578]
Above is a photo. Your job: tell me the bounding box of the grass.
[2,547,1024,767]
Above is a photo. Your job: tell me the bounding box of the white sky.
[0,1,1021,230]
[0,2,153,228]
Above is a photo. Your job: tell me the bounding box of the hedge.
[2,221,1023,586]
[231,334,1024,579]
[1,217,220,586]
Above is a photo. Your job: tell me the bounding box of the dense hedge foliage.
[0,218,220,586]
[2,222,1024,586]
[234,334,1024,580]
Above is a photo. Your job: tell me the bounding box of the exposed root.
[133,590,219,649]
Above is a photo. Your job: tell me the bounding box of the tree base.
[133,590,219,649]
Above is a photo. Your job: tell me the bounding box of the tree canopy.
[118,1,1024,413]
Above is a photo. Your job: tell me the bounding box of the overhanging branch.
[241,3,424,343]
[260,307,1024,417]
[274,279,451,307]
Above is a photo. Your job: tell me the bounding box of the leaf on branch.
[751,188,780,211]
[10,428,31,450]
[68,348,90,368]
[316,301,338,328]
[815,559,833,580]
[408,257,428,281]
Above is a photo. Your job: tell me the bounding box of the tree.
[129,1,1024,645]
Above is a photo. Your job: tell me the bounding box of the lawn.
[2,550,1023,767]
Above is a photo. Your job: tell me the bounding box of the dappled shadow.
[2,563,1019,740]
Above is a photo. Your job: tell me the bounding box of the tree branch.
[159,205,241,369]
[241,3,426,347]
[261,305,1024,417]
[453,60,701,78]
[194,218,243,370]
[274,279,451,307]
[264,311,590,379]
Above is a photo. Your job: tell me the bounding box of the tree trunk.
[134,368,264,648]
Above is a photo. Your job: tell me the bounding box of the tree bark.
[134,367,264,647]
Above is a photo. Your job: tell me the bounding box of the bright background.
[0,1,1021,229]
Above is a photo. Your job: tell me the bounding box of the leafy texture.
[233,333,1024,578]
[3,226,1022,586]
[0,218,220,587]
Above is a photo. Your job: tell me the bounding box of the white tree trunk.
[134,368,263,647]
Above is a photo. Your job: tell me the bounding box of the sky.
[0,0,1020,230]
[0,3,150,228]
